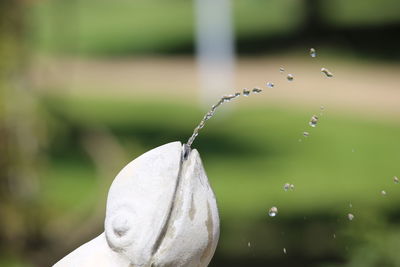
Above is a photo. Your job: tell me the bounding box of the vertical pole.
[194,0,235,106]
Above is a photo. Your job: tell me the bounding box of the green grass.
[42,95,400,216]
[28,0,400,56]
[0,256,32,267]
[40,157,98,218]
[41,95,400,265]
[321,0,400,26]
[28,0,303,56]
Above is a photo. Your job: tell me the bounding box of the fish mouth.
[182,143,191,161]
[150,143,202,258]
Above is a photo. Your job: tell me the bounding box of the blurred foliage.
[321,0,400,26]
[30,0,194,55]
[0,1,48,266]
[28,0,304,55]
[28,0,303,55]
[28,0,400,57]
[233,0,304,39]
[37,95,400,266]
[2,0,400,265]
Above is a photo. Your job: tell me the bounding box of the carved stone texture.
[54,142,220,267]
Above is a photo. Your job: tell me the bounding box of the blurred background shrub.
[1,0,400,266]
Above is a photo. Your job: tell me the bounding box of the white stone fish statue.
[54,142,219,267]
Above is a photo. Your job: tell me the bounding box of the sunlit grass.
[40,95,400,265]
[321,0,400,26]
[29,0,303,55]
[43,95,400,218]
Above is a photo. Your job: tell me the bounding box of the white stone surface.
[54,141,219,267]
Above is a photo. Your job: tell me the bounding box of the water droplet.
[348,213,354,221]
[381,190,387,196]
[222,97,231,103]
[283,248,287,254]
[198,121,206,130]
[243,88,250,96]
[279,67,285,73]
[333,233,336,239]
[394,176,399,184]
[283,183,294,191]
[287,74,294,81]
[268,206,278,217]
[266,82,274,88]
[283,183,290,191]
[309,48,317,58]
[248,242,251,247]
[321,67,333,78]
[222,93,241,103]
[252,87,262,94]
[303,131,310,137]
[309,115,318,127]
[186,89,261,147]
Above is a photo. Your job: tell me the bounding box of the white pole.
[194,0,235,106]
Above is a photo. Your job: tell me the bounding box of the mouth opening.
[182,143,191,161]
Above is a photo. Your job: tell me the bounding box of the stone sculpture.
[54,142,219,267]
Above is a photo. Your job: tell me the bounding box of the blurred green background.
[1,0,400,266]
